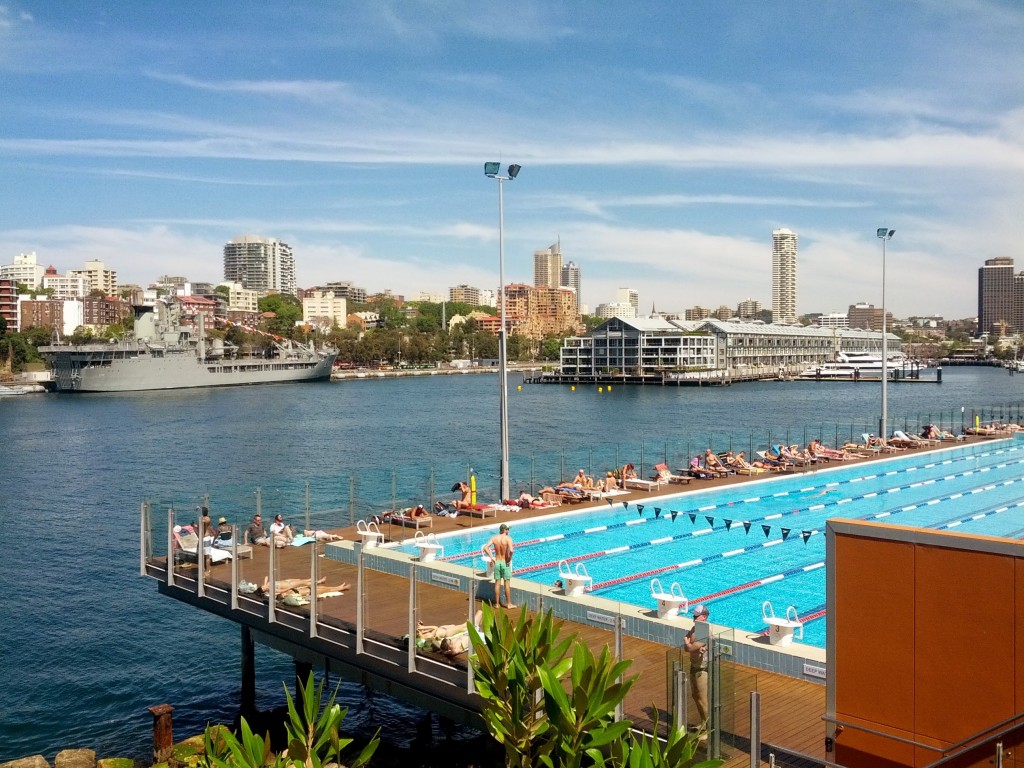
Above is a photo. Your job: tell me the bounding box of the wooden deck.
[159,436,1002,766]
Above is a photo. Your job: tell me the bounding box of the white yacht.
[799,351,926,380]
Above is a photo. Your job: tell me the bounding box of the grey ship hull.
[42,344,337,392]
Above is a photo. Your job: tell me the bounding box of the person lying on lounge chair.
[723,451,766,473]
[416,610,484,657]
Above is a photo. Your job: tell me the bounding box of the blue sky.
[1,2,1022,319]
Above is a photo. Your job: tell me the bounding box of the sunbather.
[452,481,473,510]
[257,576,351,599]
[600,471,618,492]
[270,514,295,546]
[688,457,716,479]
[620,463,637,488]
[416,610,484,657]
[723,451,766,474]
[703,449,731,477]
[572,469,594,490]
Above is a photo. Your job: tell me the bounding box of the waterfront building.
[685,306,711,321]
[223,235,296,297]
[533,242,562,289]
[69,259,118,297]
[771,228,798,324]
[977,256,1017,337]
[18,298,63,334]
[0,251,45,289]
[41,266,88,299]
[302,290,348,329]
[713,305,734,320]
[559,316,898,378]
[449,284,481,305]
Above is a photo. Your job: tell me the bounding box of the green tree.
[69,326,95,344]
[258,295,302,337]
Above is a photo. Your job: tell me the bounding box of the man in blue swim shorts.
[482,523,516,609]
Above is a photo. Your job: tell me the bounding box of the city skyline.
[1,3,1022,319]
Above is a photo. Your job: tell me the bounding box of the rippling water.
[1,368,1021,761]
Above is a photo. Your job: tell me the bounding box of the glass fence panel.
[412,566,474,674]
[359,548,411,650]
[621,627,674,737]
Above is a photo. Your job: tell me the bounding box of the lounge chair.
[651,463,691,485]
[891,430,926,448]
[382,509,434,529]
[687,457,717,480]
[725,454,768,474]
[173,524,233,564]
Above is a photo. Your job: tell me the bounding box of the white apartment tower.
[534,242,562,289]
[69,259,118,296]
[616,288,639,314]
[223,235,296,296]
[561,261,581,295]
[0,252,45,289]
[771,228,798,324]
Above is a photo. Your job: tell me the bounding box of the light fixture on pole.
[877,227,895,438]
[485,162,521,501]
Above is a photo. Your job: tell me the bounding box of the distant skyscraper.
[771,229,798,324]
[534,242,562,289]
[977,257,1016,337]
[223,235,296,296]
[561,260,580,294]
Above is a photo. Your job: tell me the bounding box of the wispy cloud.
[147,72,353,103]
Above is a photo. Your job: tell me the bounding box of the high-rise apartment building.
[771,228,798,324]
[534,242,562,289]
[223,235,296,296]
[847,302,891,332]
[977,257,1016,337]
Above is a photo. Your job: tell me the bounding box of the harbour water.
[0,368,1021,761]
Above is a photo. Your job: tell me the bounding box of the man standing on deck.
[482,524,516,609]
[684,605,711,742]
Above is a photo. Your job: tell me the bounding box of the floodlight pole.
[877,228,895,438]
[485,163,520,502]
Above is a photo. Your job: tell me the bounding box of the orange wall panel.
[834,535,916,732]
[913,544,1015,741]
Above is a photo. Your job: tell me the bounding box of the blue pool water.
[403,439,1024,648]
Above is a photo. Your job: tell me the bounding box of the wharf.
[142,435,996,767]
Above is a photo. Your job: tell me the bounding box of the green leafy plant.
[200,671,378,768]
[470,605,721,768]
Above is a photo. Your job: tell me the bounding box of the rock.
[97,760,133,768]
[0,756,50,768]
[54,751,95,768]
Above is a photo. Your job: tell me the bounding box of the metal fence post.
[749,691,761,768]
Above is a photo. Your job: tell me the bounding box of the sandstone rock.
[54,751,95,768]
[0,756,50,768]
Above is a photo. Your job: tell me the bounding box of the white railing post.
[267,536,276,624]
[407,563,417,673]
[166,507,176,588]
[309,540,318,637]
[230,525,239,610]
[749,691,761,768]
[355,544,364,655]
[139,501,149,577]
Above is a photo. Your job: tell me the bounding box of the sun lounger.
[623,477,663,491]
[651,463,691,485]
[384,511,433,529]
[173,525,233,564]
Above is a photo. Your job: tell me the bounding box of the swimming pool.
[400,439,1024,648]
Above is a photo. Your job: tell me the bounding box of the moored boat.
[40,300,337,392]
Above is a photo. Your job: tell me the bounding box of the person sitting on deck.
[572,468,594,490]
[599,471,618,493]
[245,514,269,546]
[269,514,294,547]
